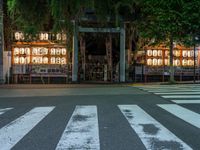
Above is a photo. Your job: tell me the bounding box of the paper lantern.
[62,48,67,55]
[188,60,194,66]
[158,59,163,65]
[147,50,152,56]
[40,33,48,40]
[43,57,48,64]
[42,48,48,55]
[56,57,61,64]
[182,50,188,57]
[62,34,67,41]
[38,57,43,63]
[153,58,157,66]
[174,59,180,66]
[25,57,30,64]
[14,57,19,64]
[56,33,62,41]
[191,50,194,57]
[25,48,30,55]
[14,32,24,40]
[51,48,56,55]
[182,59,188,66]
[165,51,169,57]
[158,50,162,56]
[174,50,180,57]
[19,57,25,64]
[56,48,61,55]
[20,48,25,54]
[188,51,192,57]
[147,59,152,65]
[165,59,169,65]
[14,48,19,55]
[32,48,38,55]
[153,50,158,56]
[61,57,66,64]
[51,57,56,64]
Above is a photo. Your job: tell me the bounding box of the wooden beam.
[78,27,121,33]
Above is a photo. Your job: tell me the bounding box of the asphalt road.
[0,85,199,150]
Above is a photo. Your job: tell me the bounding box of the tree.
[181,0,200,82]
[139,0,187,83]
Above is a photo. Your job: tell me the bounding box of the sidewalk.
[0,80,199,89]
[131,80,200,86]
[0,83,129,89]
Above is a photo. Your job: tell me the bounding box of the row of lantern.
[13,47,67,55]
[147,58,195,66]
[13,56,67,64]
[147,50,197,57]
[14,32,67,41]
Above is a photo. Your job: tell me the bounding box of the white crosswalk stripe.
[0,107,55,150]
[118,105,192,150]
[0,105,199,149]
[172,100,200,104]
[158,104,200,129]
[137,84,200,104]
[0,108,13,115]
[56,105,100,150]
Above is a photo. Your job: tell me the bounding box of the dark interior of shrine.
[85,33,120,64]
[78,33,120,81]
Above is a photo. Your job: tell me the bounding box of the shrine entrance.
[72,24,126,83]
[79,33,120,82]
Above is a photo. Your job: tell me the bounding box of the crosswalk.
[0,104,199,150]
[137,84,200,104]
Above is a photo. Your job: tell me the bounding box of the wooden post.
[106,35,112,81]
[80,36,86,81]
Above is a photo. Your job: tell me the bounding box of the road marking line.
[171,100,200,104]
[0,108,13,115]
[158,104,200,129]
[56,106,100,150]
[149,90,200,93]
[118,105,192,150]
[162,95,200,98]
[155,92,200,95]
[0,107,55,150]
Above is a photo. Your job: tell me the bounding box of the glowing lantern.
[61,57,66,64]
[14,48,19,55]
[182,50,188,57]
[62,48,67,55]
[51,57,56,64]
[43,57,48,64]
[147,59,152,65]
[19,57,25,64]
[153,50,158,56]
[14,57,19,64]
[153,58,157,66]
[158,59,163,65]
[20,48,25,54]
[51,48,56,55]
[158,50,162,56]
[182,59,188,66]
[147,50,152,56]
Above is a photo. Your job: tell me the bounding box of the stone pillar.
[0,0,3,84]
[72,21,78,82]
[80,36,86,80]
[120,23,126,82]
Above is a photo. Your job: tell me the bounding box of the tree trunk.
[169,35,175,83]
